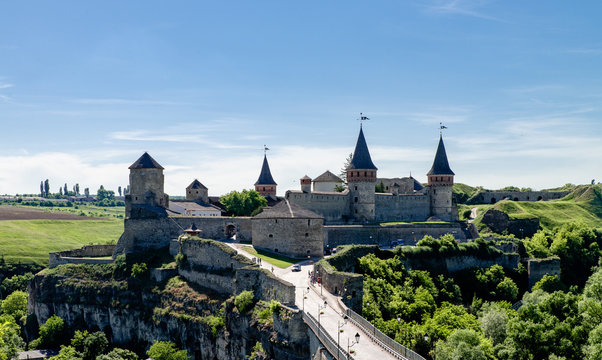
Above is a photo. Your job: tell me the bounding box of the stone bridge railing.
[303,311,355,360]
[345,308,425,360]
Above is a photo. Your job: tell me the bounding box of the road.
[229,243,397,360]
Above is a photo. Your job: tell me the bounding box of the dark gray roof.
[410,176,424,191]
[349,127,377,170]
[427,135,455,176]
[187,179,207,190]
[313,170,343,183]
[301,175,312,180]
[129,152,164,170]
[253,200,322,219]
[255,155,277,185]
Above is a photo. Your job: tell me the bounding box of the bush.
[130,263,148,279]
[96,348,139,360]
[234,290,255,314]
[1,273,33,296]
[71,330,108,360]
[48,345,83,360]
[30,315,67,349]
[146,341,189,360]
[1,291,27,322]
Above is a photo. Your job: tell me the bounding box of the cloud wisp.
[422,0,503,22]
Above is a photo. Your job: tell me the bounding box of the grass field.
[242,246,301,268]
[464,185,602,233]
[0,205,124,265]
[0,203,125,219]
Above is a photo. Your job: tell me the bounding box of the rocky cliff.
[28,263,309,360]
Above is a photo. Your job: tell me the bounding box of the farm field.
[0,205,123,265]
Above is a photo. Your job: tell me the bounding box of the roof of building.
[255,155,277,185]
[349,127,377,170]
[187,179,207,190]
[301,175,312,180]
[427,135,455,176]
[170,201,222,212]
[184,223,200,232]
[410,176,424,191]
[18,350,59,359]
[313,170,344,183]
[129,152,164,170]
[253,199,323,219]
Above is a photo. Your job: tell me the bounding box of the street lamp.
[303,286,310,311]
[347,332,360,359]
[318,300,328,337]
[337,315,348,360]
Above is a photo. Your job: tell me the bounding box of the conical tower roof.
[427,135,454,176]
[129,152,164,170]
[349,127,377,170]
[255,155,277,185]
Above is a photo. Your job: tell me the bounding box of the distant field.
[0,205,123,265]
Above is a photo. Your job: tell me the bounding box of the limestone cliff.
[28,263,309,360]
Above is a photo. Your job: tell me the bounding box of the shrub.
[234,290,255,314]
[96,348,139,360]
[30,315,67,349]
[1,291,27,322]
[131,263,148,279]
[146,341,189,360]
[175,253,186,267]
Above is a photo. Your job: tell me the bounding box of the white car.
[291,264,301,272]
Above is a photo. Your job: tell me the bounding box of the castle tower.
[300,175,312,193]
[347,126,377,222]
[126,152,169,217]
[255,155,277,196]
[427,135,455,221]
[186,179,209,203]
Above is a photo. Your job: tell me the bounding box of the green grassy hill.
[464,185,602,233]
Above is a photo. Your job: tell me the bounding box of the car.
[291,264,301,272]
[390,239,404,247]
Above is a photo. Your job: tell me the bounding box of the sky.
[1,0,601,196]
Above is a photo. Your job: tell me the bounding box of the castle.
[285,126,458,224]
[116,124,460,258]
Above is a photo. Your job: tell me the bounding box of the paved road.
[229,244,397,360]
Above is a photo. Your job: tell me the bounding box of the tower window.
[354,186,358,191]
[269,234,273,238]
[305,233,309,237]
[354,197,358,203]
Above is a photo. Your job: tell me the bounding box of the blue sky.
[1,1,601,196]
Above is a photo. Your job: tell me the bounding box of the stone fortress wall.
[252,217,324,258]
[49,245,116,268]
[374,193,431,222]
[467,191,570,205]
[285,191,350,224]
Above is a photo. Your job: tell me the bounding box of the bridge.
[229,244,425,360]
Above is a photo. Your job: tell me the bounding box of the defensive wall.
[252,217,323,258]
[481,209,540,238]
[324,222,468,248]
[286,191,350,224]
[467,191,570,205]
[49,245,116,268]
[114,216,252,256]
[527,257,561,289]
[374,193,430,222]
[171,238,296,305]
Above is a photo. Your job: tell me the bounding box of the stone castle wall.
[374,193,430,222]
[527,257,561,289]
[467,191,570,205]
[286,191,350,224]
[252,217,324,257]
[114,216,252,255]
[49,245,116,268]
[324,223,467,248]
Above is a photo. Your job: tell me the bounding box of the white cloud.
[422,0,502,22]
[0,83,13,89]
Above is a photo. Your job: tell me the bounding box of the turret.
[347,126,377,222]
[427,135,455,221]
[255,155,277,196]
[300,175,312,193]
[126,152,169,218]
[186,179,209,203]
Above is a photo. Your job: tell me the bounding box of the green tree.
[479,302,511,345]
[96,348,139,360]
[118,186,122,196]
[1,273,33,295]
[30,315,67,349]
[0,315,24,360]
[64,183,68,196]
[44,179,50,198]
[219,190,267,216]
[584,323,602,360]
[435,329,494,360]
[1,291,27,321]
[146,341,189,360]
[339,152,353,183]
[234,290,255,314]
[579,267,602,328]
[532,274,564,293]
[48,345,83,360]
[97,186,115,201]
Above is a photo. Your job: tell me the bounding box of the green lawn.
[242,246,301,269]
[0,219,123,265]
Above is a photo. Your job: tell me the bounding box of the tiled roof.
[187,179,207,190]
[255,155,277,185]
[253,199,322,219]
[170,201,222,212]
[349,127,377,170]
[128,152,164,170]
[427,135,455,176]
[313,170,343,183]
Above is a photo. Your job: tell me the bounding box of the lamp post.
[347,332,360,359]
[337,315,348,360]
[302,286,310,311]
[317,300,328,337]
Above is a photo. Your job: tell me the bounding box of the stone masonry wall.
[252,217,323,257]
[286,191,350,224]
[324,223,467,248]
[467,191,570,205]
[527,257,561,289]
[374,193,431,222]
[49,245,116,268]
